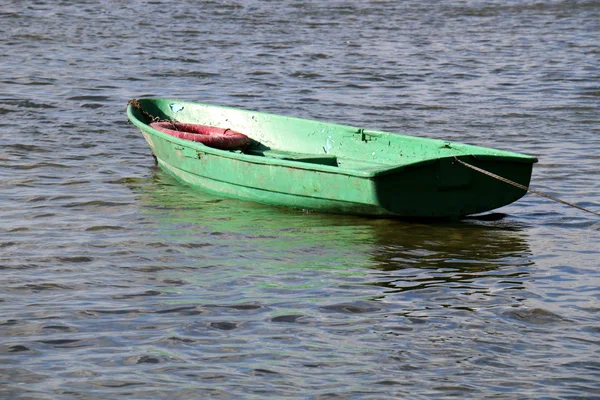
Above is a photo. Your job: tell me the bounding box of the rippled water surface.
[2,1,600,398]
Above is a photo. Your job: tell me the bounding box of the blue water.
[1,1,600,398]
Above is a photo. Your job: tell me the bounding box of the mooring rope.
[453,156,600,217]
[127,99,160,122]
[128,98,186,134]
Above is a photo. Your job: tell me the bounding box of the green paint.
[128,98,537,218]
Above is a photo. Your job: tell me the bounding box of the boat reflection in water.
[129,170,533,303]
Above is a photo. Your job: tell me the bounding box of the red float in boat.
[150,121,251,150]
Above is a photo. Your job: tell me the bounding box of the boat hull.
[129,99,536,219]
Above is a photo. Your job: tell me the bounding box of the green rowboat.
[127,98,537,218]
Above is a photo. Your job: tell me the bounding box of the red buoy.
[150,121,251,150]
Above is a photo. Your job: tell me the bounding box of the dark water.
[2,0,600,398]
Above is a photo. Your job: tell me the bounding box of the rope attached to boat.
[453,156,600,217]
[128,98,167,123]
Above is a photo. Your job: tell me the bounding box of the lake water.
[1,0,600,398]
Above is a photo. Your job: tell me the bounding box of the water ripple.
[1,0,599,398]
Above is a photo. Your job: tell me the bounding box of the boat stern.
[373,155,535,218]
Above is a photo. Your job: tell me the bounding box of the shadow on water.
[364,220,533,297]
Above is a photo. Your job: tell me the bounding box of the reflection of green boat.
[127,98,537,218]
[131,170,532,283]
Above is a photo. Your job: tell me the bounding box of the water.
[1,0,599,398]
